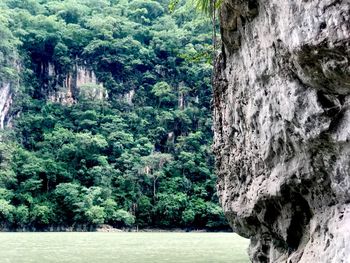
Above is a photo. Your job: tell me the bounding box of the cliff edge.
[213,0,350,262]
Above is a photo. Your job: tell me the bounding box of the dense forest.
[0,0,227,230]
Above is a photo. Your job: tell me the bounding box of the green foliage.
[169,0,222,15]
[0,6,19,81]
[110,209,135,226]
[85,206,105,225]
[0,199,15,225]
[30,203,53,226]
[193,0,223,16]
[14,205,30,227]
[0,0,228,230]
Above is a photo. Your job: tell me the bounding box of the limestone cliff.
[37,61,106,104]
[213,0,350,262]
[0,82,12,129]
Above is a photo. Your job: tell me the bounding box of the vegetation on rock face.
[0,0,228,230]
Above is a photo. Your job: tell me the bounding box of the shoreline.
[0,224,233,233]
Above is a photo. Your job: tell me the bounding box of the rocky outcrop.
[39,62,106,104]
[0,83,12,129]
[213,0,350,262]
[124,89,135,105]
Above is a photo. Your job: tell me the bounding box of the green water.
[0,232,249,263]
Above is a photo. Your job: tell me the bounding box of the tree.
[30,203,54,227]
[139,153,173,198]
[0,8,19,81]
[103,198,135,227]
[85,205,105,225]
[154,192,188,226]
[0,0,227,230]
[0,199,14,227]
[14,205,30,227]
[151,82,177,108]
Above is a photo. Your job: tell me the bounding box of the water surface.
[0,232,249,263]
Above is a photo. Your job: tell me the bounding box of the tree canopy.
[0,0,228,230]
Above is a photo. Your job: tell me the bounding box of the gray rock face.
[37,61,106,105]
[213,0,350,262]
[0,82,12,129]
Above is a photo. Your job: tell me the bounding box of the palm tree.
[193,0,223,57]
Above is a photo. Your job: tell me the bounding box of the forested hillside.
[0,0,227,230]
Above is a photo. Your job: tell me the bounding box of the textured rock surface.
[0,82,12,129]
[213,0,350,262]
[40,62,105,104]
